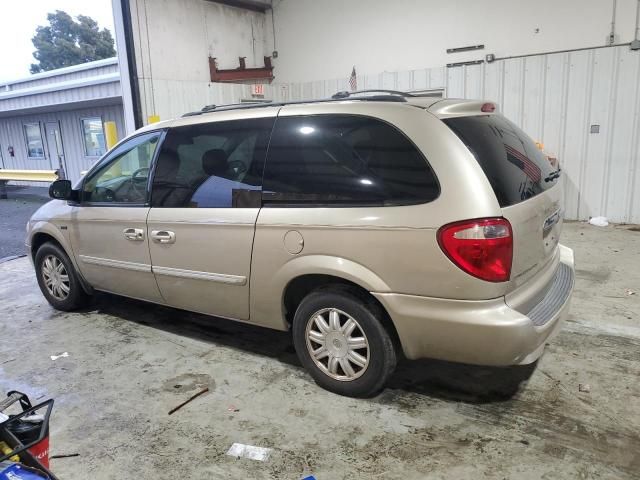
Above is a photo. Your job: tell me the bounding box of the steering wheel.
[132,167,150,183]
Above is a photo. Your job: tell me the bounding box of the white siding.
[274,45,640,223]
[0,105,125,184]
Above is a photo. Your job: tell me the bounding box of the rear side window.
[262,115,439,206]
[151,118,273,208]
[444,115,560,207]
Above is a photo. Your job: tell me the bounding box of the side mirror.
[49,179,73,200]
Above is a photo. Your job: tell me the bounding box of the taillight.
[437,218,513,282]
[481,102,496,113]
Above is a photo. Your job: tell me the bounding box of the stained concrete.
[0,222,638,479]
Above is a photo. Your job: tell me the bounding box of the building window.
[24,123,45,159]
[81,117,107,157]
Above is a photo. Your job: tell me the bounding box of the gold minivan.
[28,91,574,397]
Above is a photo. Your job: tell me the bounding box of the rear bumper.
[373,244,575,365]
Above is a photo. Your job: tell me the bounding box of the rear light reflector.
[437,218,513,282]
[481,102,496,113]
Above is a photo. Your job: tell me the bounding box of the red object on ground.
[28,436,50,469]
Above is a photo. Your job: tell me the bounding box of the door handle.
[151,230,176,244]
[123,228,144,241]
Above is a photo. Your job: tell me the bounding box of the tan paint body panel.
[67,206,164,303]
[147,208,258,320]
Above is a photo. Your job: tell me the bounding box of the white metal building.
[112,0,640,223]
[0,58,125,183]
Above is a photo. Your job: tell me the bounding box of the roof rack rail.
[331,89,415,100]
[181,93,416,117]
[182,101,276,117]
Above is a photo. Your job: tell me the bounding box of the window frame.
[261,113,441,208]
[149,118,275,209]
[79,129,166,207]
[80,116,107,158]
[23,122,46,159]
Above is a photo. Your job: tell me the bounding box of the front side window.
[82,132,160,204]
[151,118,273,208]
[24,123,45,159]
[262,115,439,206]
[81,117,107,157]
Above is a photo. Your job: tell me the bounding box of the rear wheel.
[292,288,396,397]
[35,242,90,311]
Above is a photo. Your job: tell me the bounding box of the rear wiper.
[544,168,561,182]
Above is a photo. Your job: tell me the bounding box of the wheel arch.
[281,273,400,351]
[30,224,93,294]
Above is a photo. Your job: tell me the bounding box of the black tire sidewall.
[292,289,396,397]
[35,243,87,311]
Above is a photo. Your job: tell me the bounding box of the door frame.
[45,120,68,179]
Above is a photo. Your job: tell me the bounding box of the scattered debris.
[50,453,80,460]
[227,405,239,413]
[226,443,272,461]
[168,387,209,415]
[588,216,609,227]
[50,352,69,361]
[625,289,635,296]
[578,383,591,393]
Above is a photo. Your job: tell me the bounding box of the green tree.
[30,10,116,74]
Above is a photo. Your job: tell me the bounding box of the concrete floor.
[0,222,638,479]
[0,186,49,259]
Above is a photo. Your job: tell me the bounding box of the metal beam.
[204,0,271,13]
[0,170,59,182]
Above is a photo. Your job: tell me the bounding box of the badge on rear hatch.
[543,209,561,233]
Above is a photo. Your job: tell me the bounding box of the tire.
[292,288,397,397]
[35,242,90,311]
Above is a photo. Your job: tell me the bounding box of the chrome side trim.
[79,255,152,273]
[152,265,247,286]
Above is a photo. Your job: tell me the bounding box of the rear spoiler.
[428,99,500,119]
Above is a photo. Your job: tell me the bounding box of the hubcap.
[41,255,70,301]
[305,308,370,381]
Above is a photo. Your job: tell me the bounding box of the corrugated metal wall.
[0,104,125,184]
[146,45,640,223]
[7,64,119,92]
[270,45,640,223]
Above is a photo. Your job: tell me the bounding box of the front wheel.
[35,242,90,311]
[292,288,397,397]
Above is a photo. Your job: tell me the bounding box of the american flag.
[504,144,541,182]
[349,66,357,91]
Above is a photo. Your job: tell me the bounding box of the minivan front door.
[69,131,164,302]
[147,114,276,320]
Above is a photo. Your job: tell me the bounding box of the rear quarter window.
[444,115,560,207]
[262,114,440,206]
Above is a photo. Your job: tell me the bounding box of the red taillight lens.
[437,218,513,282]
[481,102,496,113]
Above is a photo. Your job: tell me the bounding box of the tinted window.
[262,115,439,206]
[82,132,160,204]
[24,123,45,158]
[444,115,560,207]
[151,118,273,208]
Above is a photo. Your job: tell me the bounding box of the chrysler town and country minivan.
[27,90,575,397]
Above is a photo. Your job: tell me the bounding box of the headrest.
[202,149,228,176]
[155,149,180,178]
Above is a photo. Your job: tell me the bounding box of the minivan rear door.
[444,114,563,289]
